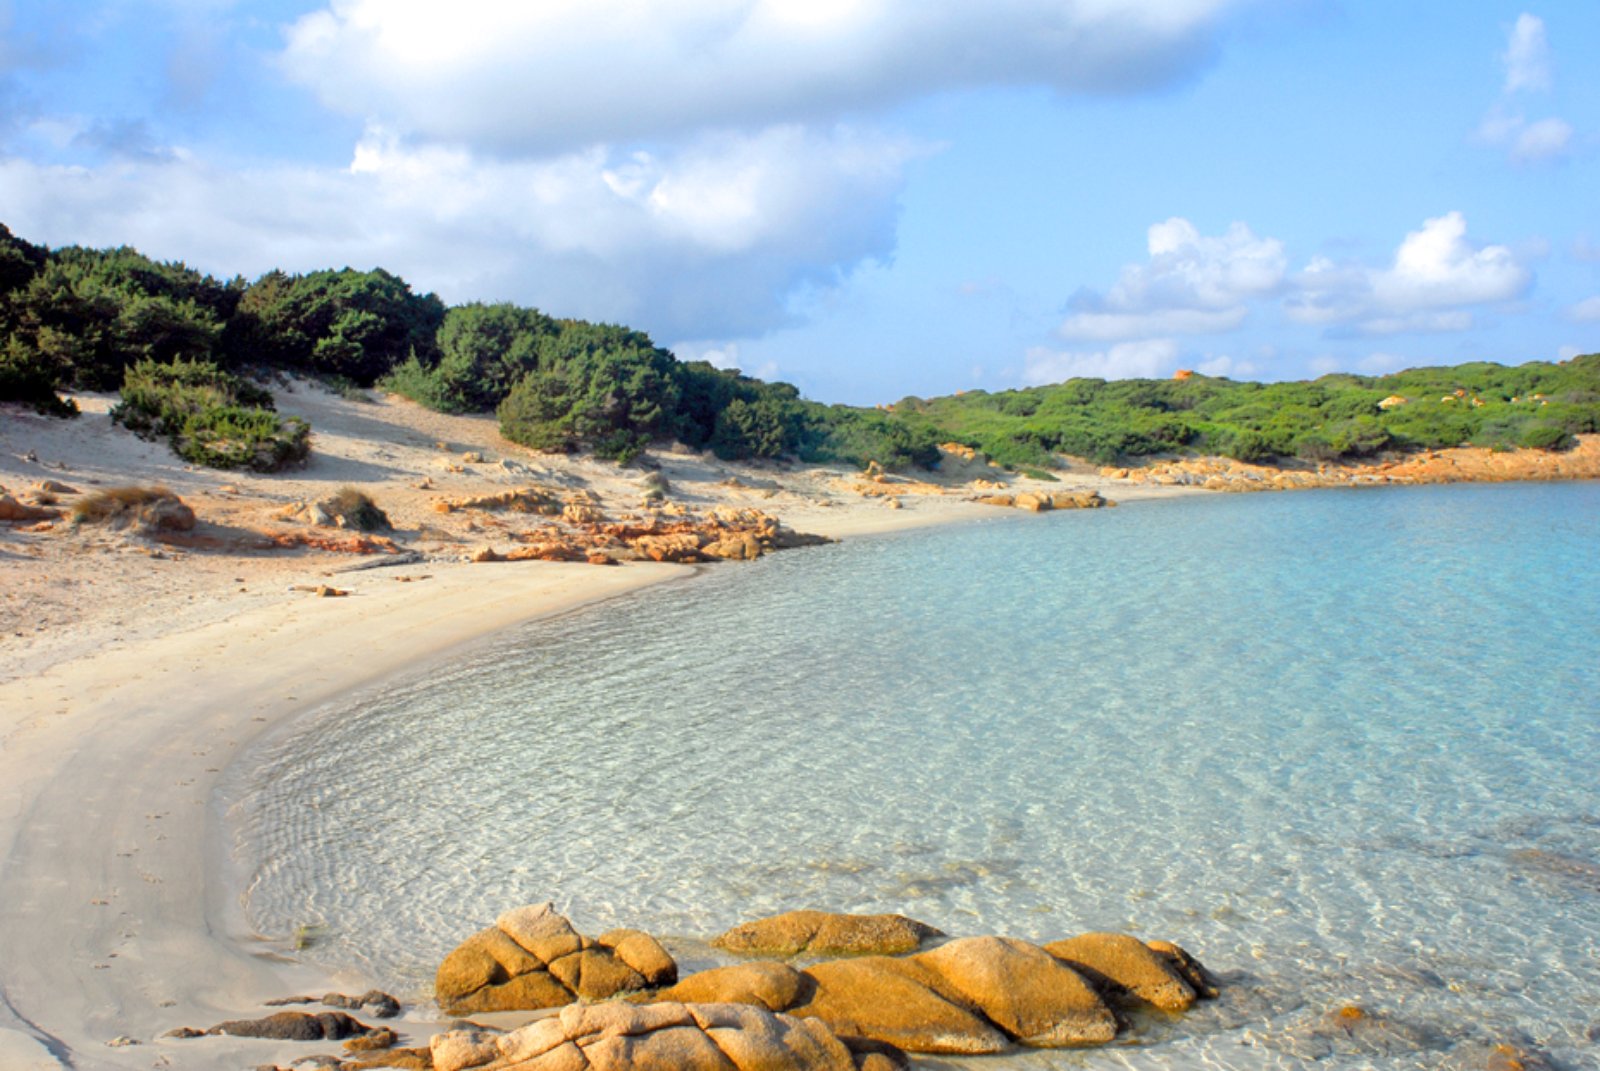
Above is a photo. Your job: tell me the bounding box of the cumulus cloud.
[1373,212,1529,308]
[1569,296,1600,323]
[1285,212,1530,335]
[1023,338,1179,385]
[0,123,920,340]
[1503,13,1551,93]
[278,0,1240,154]
[1058,218,1284,341]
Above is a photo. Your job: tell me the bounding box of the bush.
[112,359,310,472]
[1518,422,1574,451]
[0,339,77,417]
[176,405,311,471]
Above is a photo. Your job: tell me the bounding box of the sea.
[224,481,1600,1069]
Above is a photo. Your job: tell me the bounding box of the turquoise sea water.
[228,482,1600,1069]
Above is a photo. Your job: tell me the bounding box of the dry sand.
[0,383,1160,1070]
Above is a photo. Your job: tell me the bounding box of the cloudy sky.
[2,2,1597,403]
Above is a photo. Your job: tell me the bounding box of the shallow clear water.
[227,483,1600,1069]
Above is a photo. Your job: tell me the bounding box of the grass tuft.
[71,486,196,532]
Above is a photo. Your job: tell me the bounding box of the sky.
[2,1,1597,405]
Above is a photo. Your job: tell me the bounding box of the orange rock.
[1045,932,1197,1011]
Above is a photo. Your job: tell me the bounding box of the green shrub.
[112,359,309,472]
[1518,422,1574,451]
[0,339,77,417]
[176,405,311,470]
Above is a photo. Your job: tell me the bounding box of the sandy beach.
[0,384,1159,1070]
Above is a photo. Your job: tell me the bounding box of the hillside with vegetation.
[3,222,1596,474]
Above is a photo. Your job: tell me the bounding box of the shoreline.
[0,473,1007,1069]
[3,388,1596,1070]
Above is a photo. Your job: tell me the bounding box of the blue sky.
[2,2,1597,405]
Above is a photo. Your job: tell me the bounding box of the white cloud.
[1193,353,1257,378]
[1503,13,1551,93]
[1558,344,1584,361]
[279,0,1242,155]
[669,339,778,381]
[1023,338,1179,385]
[0,123,920,340]
[1478,108,1572,164]
[1058,217,1284,341]
[1510,116,1572,162]
[1373,212,1528,308]
[1568,296,1600,323]
[1354,311,1475,336]
[1286,212,1529,335]
[1476,15,1572,165]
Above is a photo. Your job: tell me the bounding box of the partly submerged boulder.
[436,904,676,1015]
[1045,932,1198,1012]
[788,937,1116,1054]
[430,1001,906,1071]
[915,936,1117,1047]
[712,910,942,958]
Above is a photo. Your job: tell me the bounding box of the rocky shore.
[154,905,1220,1070]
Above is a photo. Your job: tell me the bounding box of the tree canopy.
[2,221,1596,472]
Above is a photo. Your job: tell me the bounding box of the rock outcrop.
[430,1001,906,1071]
[1104,435,1600,493]
[435,904,676,1015]
[265,990,402,1019]
[976,490,1111,512]
[0,494,58,522]
[471,507,833,567]
[435,908,1217,1060]
[787,936,1117,1054]
[713,910,942,957]
[650,961,809,1012]
[1044,932,1199,1011]
[206,1010,371,1040]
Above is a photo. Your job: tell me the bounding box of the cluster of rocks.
[469,506,832,566]
[0,478,81,525]
[434,1002,901,1071]
[436,904,677,1015]
[431,905,1218,1067]
[975,489,1112,512]
[163,990,409,1067]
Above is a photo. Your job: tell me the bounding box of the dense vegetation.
[2,222,1596,473]
[112,358,310,471]
[899,359,1600,467]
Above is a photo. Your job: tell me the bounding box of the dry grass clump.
[326,486,391,532]
[71,486,196,533]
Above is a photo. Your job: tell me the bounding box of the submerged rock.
[713,910,942,957]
